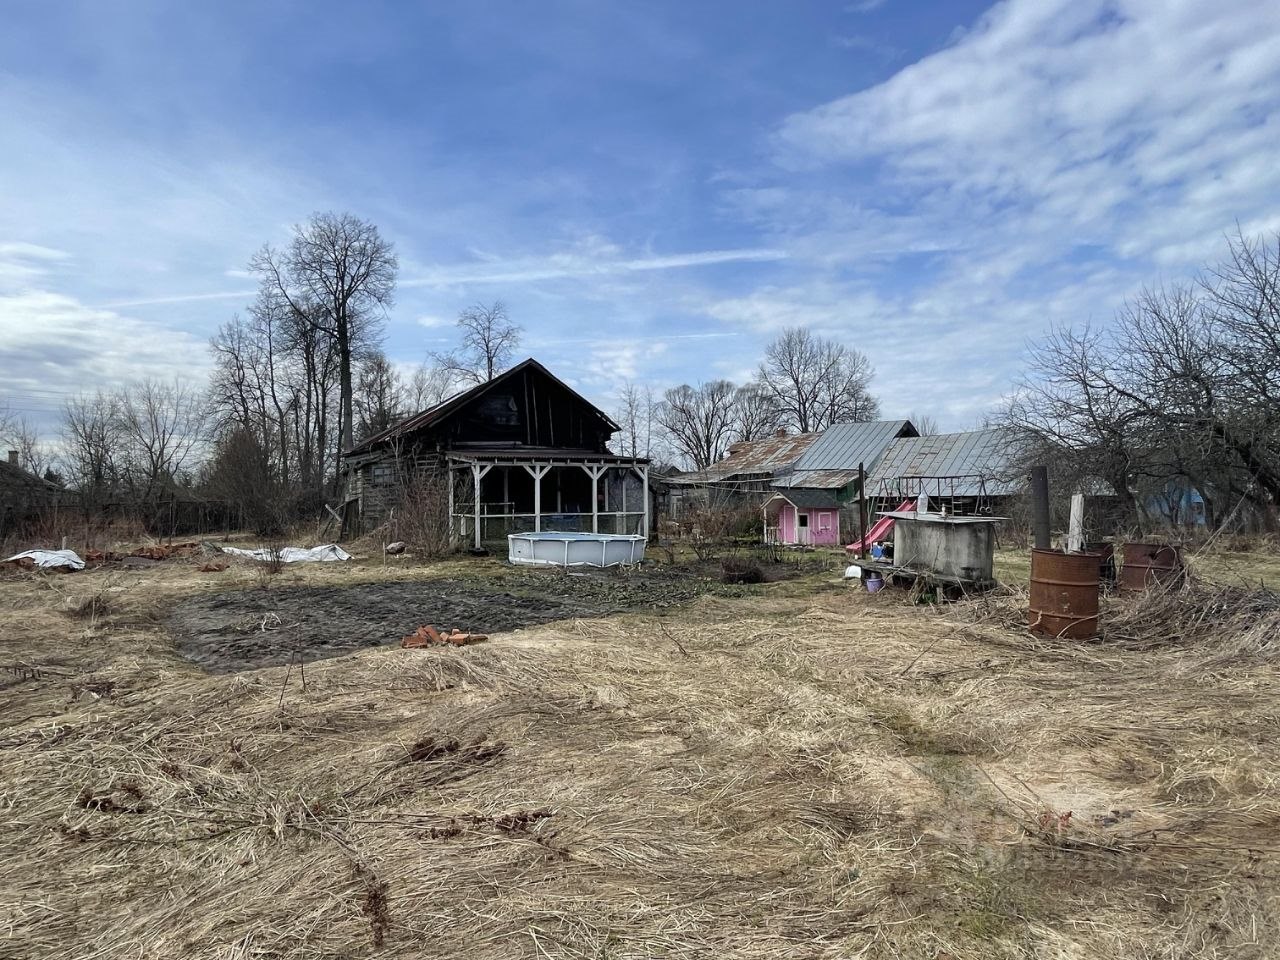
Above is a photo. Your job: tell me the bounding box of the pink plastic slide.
[845,498,916,554]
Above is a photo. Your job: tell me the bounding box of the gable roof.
[764,488,842,510]
[345,358,619,456]
[773,419,917,490]
[0,457,62,492]
[868,428,1023,496]
[669,431,821,486]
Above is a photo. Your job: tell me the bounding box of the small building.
[761,489,843,546]
[866,428,1023,514]
[0,450,65,538]
[341,359,650,547]
[769,420,919,533]
[664,429,821,516]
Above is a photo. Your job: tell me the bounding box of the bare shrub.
[394,470,454,559]
[687,501,759,561]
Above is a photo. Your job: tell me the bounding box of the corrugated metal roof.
[868,428,1023,497]
[774,420,915,489]
[671,432,821,485]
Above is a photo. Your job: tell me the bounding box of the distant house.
[0,450,65,538]
[664,430,822,517]
[341,359,650,547]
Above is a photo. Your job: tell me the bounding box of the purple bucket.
[865,576,885,594]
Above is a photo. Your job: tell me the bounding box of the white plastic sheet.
[3,549,86,570]
[220,544,351,563]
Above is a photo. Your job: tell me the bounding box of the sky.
[2,0,1279,435]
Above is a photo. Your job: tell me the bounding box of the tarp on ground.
[3,549,86,570]
[220,544,352,563]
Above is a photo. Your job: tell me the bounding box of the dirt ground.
[168,568,714,672]
[2,545,1278,959]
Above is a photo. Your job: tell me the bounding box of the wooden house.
[341,359,650,547]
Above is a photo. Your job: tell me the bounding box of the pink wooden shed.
[762,490,842,547]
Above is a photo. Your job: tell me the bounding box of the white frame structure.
[448,453,650,550]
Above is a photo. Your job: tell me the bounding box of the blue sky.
[2,0,1279,432]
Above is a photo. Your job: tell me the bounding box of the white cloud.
[713,0,1280,425]
[0,291,209,407]
[401,246,787,289]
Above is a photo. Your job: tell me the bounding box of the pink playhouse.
[762,491,842,547]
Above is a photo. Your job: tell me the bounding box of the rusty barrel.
[1029,549,1101,639]
[1119,542,1184,591]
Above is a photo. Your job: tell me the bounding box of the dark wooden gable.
[436,362,614,451]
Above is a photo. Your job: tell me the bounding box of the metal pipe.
[1030,465,1051,550]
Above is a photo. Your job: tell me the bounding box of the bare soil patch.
[168,569,711,671]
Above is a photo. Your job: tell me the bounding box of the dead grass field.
[2,545,1279,959]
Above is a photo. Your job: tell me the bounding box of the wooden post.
[1030,465,1051,550]
[641,464,649,538]
[1067,492,1085,553]
[583,464,606,534]
[472,463,482,550]
[857,461,867,558]
[523,464,551,532]
[447,465,455,545]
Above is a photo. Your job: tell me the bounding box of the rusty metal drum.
[1119,542,1184,591]
[1029,549,1102,639]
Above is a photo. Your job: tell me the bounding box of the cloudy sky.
[2,0,1279,432]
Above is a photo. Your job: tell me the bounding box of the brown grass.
[1,543,1278,958]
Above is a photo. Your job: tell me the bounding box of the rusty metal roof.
[670,432,821,485]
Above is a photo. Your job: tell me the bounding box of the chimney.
[774,428,788,439]
[7,450,16,466]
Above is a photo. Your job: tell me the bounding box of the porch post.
[447,463,456,545]
[523,464,551,532]
[582,464,606,533]
[641,464,649,538]
[472,463,482,550]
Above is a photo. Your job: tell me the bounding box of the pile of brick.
[401,625,489,648]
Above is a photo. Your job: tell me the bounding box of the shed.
[867,429,1023,507]
[762,489,842,547]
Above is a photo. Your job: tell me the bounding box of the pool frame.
[508,532,647,567]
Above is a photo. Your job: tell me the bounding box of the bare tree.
[251,212,397,486]
[907,412,940,436]
[614,381,655,458]
[654,380,739,470]
[354,352,406,441]
[729,383,783,442]
[404,363,456,412]
[757,327,879,433]
[62,391,122,510]
[1004,232,1280,528]
[115,379,207,503]
[433,301,521,384]
[0,415,51,476]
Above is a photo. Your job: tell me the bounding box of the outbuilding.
[762,489,843,547]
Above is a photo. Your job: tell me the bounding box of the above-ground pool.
[508,532,647,567]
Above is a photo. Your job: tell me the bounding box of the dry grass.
[1,545,1279,958]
